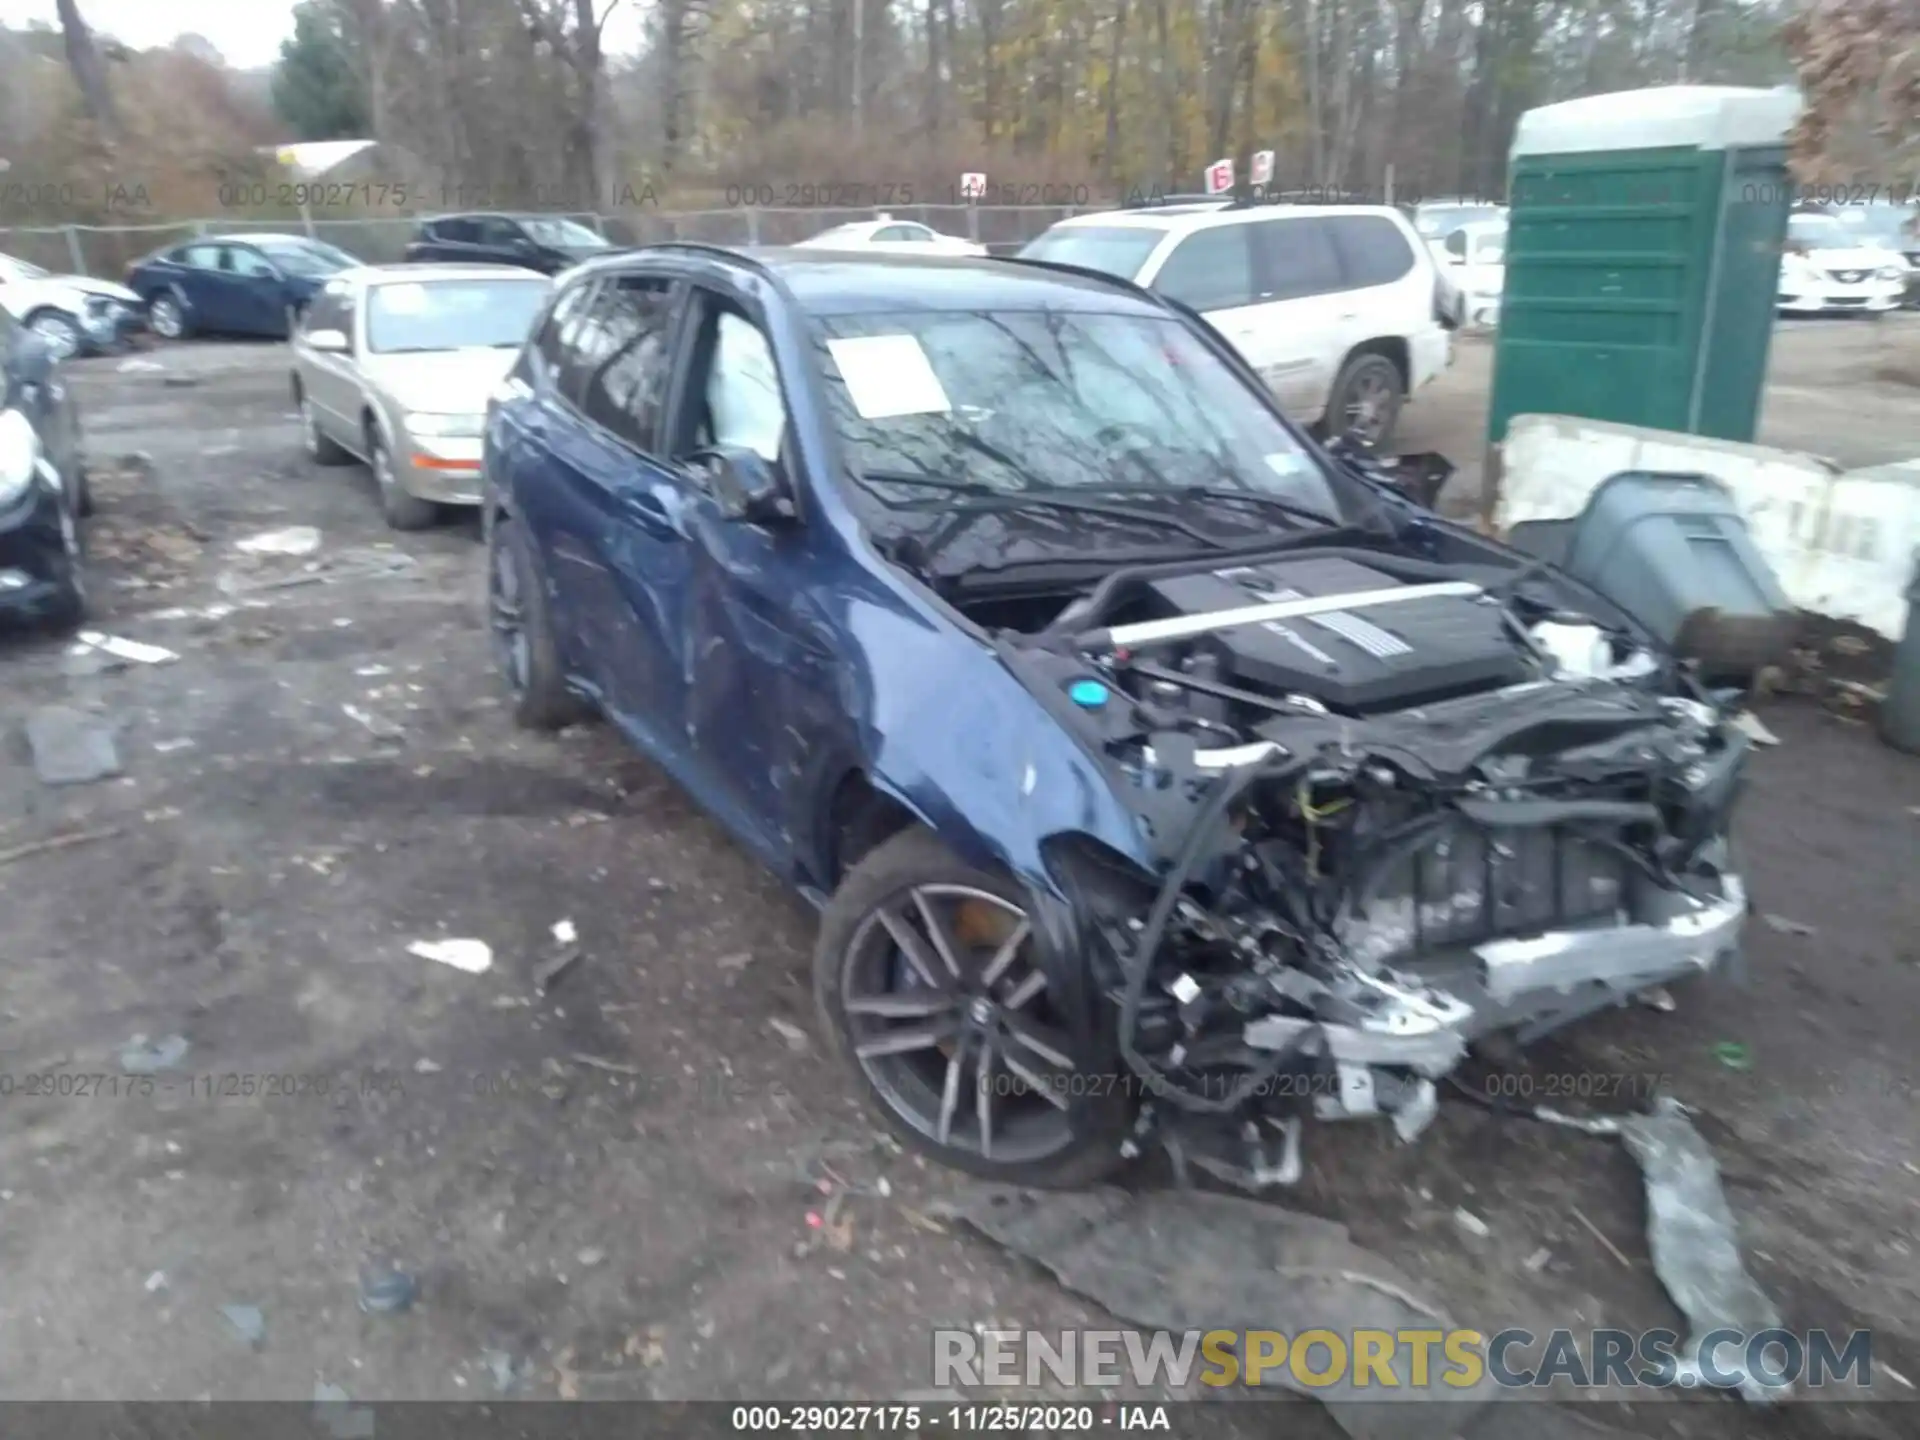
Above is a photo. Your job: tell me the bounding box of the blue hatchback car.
[126,233,360,341]
[482,244,1751,1189]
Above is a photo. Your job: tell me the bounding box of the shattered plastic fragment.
[219,1303,266,1348]
[1617,1098,1786,1403]
[235,525,321,556]
[408,938,493,974]
[120,1034,190,1074]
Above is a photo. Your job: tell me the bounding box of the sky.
[0,0,646,71]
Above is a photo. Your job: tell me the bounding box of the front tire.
[487,514,589,730]
[295,383,353,466]
[1326,351,1406,451]
[369,428,438,531]
[42,496,86,632]
[814,828,1132,1188]
[148,292,188,342]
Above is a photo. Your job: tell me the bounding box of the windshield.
[520,217,608,249]
[1837,206,1918,247]
[813,308,1339,522]
[1,254,50,280]
[1417,205,1499,238]
[258,240,355,277]
[1788,215,1854,251]
[365,278,552,354]
[1016,226,1167,282]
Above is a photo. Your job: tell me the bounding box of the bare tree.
[55,0,119,138]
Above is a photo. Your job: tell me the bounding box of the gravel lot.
[0,329,1915,1439]
[1401,314,1920,517]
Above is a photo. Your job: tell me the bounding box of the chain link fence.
[0,204,1087,278]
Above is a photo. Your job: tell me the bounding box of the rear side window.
[1326,216,1416,288]
[575,276,680,452]
[180,243,223,269]
[1150,227,1257,310]
[436,217,477,243]
[476,218,525,248]
[1250,217,1342,301]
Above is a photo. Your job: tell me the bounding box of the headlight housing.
[0,408,42,507]
[1878,265,1904,281]
[405,413,484,439]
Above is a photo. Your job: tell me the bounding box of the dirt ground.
[0,329,1917,1439]
[1399,313,1920,517]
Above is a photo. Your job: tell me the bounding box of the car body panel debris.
[944,1184,1495,1440]
[72,630,180,664]
[357,1265,418,1314]
[407,937,493,974]
[1616,1098,1785,1403]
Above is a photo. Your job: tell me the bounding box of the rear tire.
[488,513,589,731]
[814,827,1132,1188]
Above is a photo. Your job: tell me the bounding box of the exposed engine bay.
[975,532,1751,1184]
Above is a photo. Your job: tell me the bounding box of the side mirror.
[701,445,795,524]
[305,328,349,353]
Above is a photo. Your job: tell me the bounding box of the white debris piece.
[117,358,164,373]
[408,938,493,974]
[1453,1207,1493,1239]
[1731,711,1781,747]
[71,631,179,665]
[235,525,322,557]
[551,918,578,945]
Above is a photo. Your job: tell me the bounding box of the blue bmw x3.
[480,244,1751,1189]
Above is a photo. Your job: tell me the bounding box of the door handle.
[619,491,675,535]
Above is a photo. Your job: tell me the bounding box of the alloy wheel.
[299,396,320,457]
[1342,370,1397,446]
[150,296,183,340]
[841,885,1079,1164]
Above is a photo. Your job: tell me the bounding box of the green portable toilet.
[1487,85,1801,449]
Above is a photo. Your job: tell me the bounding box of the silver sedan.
[289,264,553,529]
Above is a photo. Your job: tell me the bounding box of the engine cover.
[1143,556,1530,713]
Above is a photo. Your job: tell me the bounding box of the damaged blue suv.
[482,244,1750,1189]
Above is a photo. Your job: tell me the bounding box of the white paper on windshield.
[379,282,430,314]
[826,335,951,419]
[1264,452,1310,478]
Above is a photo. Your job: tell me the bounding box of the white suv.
[1019,204,1454,448]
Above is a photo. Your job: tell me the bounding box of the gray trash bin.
[1550,471,1797,679]
[1879,554,1920,755]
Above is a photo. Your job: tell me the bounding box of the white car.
[0,252,145,359]
[1020,202,1455,448]
[1412,200,1505,250]
[1436,219,1507,327]
[1777,212,1906,316]
[793,217,987,257]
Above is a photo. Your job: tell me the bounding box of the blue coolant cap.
[1068,679,1109,709]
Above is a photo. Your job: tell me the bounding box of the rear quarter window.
[1326,215,1417,288]
[1249,217,1342,301]
[1018,225,1167,283]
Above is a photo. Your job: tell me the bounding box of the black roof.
[574,244,1167,317]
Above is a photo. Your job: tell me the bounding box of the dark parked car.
[125,234,360,341]
[0,306,89,628]
[404,213,612,274]
[483,244,1750,1189]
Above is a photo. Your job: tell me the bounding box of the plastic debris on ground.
[1452,1207,1492,1239]
[768,1017,811,1053]
[341,704,404,741]
[943,1184,1495,1440]
[1730,710,1781,746]
[1759,913,1816,936]
[313,1381,375,1440]
[1711,1041,1754,1071]
[219,1303,266,1348]
[407,938,493,974]
[119,1033,190,1074]
[71,630,180,664]
[25,706,122,786]
[537,918,584,993]
[357,1264,417,1314]
[1615,1098,1786,1403]
[234,525,322,557]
